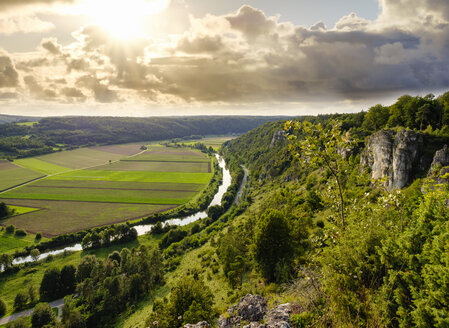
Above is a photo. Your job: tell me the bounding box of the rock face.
[270,130,285,148]
[219,294,293,328]
[425,145,449,187]
[361,129,422,189]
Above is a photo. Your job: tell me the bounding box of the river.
[12,154,231,265]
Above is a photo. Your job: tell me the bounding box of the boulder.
[238,294,268,322]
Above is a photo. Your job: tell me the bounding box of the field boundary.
[24,185,199,192]
[0,174,46,193]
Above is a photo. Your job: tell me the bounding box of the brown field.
[90,143,145,156]
[88,160,210,173]
[0,161,16,170]
[1,199,176,236]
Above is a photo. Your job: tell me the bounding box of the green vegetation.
[0,164,44,192]
[7,206,40,215]
[89,160,210,173]
[48,170,212,184]
[13,158,69,175]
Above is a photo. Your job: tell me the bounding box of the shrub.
[35,233,42,240]
[15,229,26,237]
[31,303,56,328]
[5,225,15,234]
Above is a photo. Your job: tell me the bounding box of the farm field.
[0,161,44,191]
[0,230,42,254]
[0,143,213,236]
[2,199,176,236]
[183,136,236,150]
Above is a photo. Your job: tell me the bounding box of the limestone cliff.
[424,144,449,187]
[361,129,423,189]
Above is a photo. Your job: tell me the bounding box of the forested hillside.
[0,116,286,158]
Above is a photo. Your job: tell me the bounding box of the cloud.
[0,0,75,11]
[4,0,449,108]
[0,53,19,88]
[0,15,54,34]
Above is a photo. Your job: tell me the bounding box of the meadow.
[0,143,212,236]
[0,161,44,192]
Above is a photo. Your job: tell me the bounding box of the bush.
[35,233,42,240]
[5,225,15,234]
[15,229,26,237]
[14,291,28,311]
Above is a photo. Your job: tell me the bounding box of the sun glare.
[81,0,169,39]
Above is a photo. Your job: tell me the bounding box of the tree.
[30,249,40,261]
[35,233,42,241]
[76,255,100,282]
[0,298,6,317]
[31,303,56,328]
[0,253,13,270]
[5,225,15,234]
[362,104,390,132]
[14,291,28,311]
[0,202,13,219]
[253,210,294,282]
[40,267,62,301]
[6,317,28,328]
[60,265,77,294]
[285,119,355,227]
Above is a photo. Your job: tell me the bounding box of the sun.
[80,0,169,39]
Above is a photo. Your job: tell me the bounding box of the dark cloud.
[41,38,62,55]
[0,53,19,88]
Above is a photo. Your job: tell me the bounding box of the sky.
[0,0,448,117]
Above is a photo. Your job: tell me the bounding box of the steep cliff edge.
[361,129,423,189]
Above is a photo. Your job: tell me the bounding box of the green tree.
[6,317,28,328]
[60,265,76,295]
[31,303,56,328]
[5,225,15,234]
[253,210,294,282]
[0,253,13,270]
[40,267,62,301]
[14,291,28,311]
[76,255,100,282]
[362,104,390,132]
[30,249,40,262]
[285,119,355,227]
[0,202,13,219]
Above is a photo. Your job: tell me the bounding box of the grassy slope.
[0,231,45,254]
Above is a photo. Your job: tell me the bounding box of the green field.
[13,158,70,175]
[0,162,44,191]
[9,205,40,215]
[48,170,212,184]
[0,144,213,236]
[1,186,196,204]
[0,231,41,254]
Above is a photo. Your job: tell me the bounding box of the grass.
[89,160,210,173]
[48,170,213,184]
[9,205,40,215]
[1,200,175,236]
[13,158,70,175]
[33,148,125,169]
[1,186,196,205]
[0,231,44,254]
[0,165,44,192]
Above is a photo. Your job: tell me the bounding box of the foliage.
[253,209,294,283]
[31,303,56,328]
[146,275,216,328]
[0,202,14,219]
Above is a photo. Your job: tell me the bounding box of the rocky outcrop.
[424,145,449,188]
[219,294,293,328]
[270,130,285,148]
[184,322,210,328]
[361,129,423,189]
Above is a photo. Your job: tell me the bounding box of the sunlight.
[80,0,169,39]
